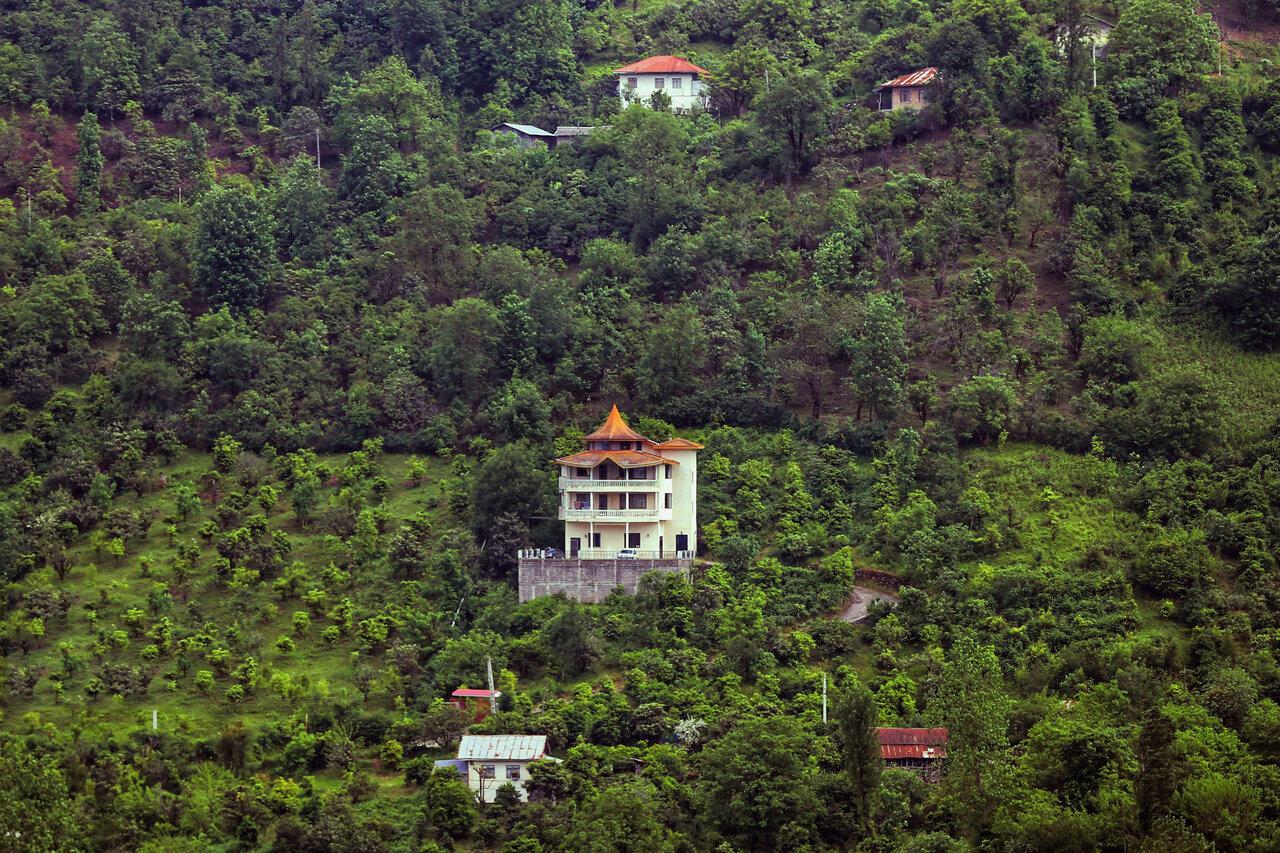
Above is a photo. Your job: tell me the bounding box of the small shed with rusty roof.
[875,67,938,111]
[876,727,948,782]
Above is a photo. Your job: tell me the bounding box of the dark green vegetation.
[3,0,1280,849]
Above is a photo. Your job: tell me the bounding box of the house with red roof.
[876,727,948,782]
[875,67,938,111]
[614,55,710,112]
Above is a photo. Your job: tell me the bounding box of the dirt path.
[840,584,900,623]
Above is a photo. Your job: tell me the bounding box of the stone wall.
[517,557,691,603]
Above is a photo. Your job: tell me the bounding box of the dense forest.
[2,0,1280,849]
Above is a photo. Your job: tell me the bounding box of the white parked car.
[616,549,639,559]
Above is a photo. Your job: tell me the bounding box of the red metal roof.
[584,404,650,442]
[614,55,710,76]
[452,688,500,699]
[877,727,948,760]
[877,67,938,89]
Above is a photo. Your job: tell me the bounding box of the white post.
[822,675,828,724]
[486,656,497,715]
[315,127,321,170]
[1092,41,1097,88]
[152,709,158,731]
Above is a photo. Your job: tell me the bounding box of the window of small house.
[654,77,665,89]
[480,765,495,778]
[901,89,913,102]
[671,77,683,89]
[506,765,521,780]
[627,77,638,88]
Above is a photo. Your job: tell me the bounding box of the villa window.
[629,494,647,509]
[576,467,589,478]
[665,493,672,509]
[506,765,521,780]
[480,765,495,779]
[671,77,683,89]
[592,533,601,547]
[654,77,665,89]
[626,77,638,89]
[664,464,672,478]
[628,533,641,548]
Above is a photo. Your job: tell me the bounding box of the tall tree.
[832,675,882,831]
[755,69,834,179]
[193,183,277,311]
[78,16,140,124]
[75,112,102,213]
[935,635,1011,832]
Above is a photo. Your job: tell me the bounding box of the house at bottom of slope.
[447,734,554,803]
[876,727,949,782]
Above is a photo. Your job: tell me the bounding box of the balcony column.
[625,520,629,550]
[589,520,594,555]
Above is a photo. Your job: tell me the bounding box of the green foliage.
[192,183,276,311]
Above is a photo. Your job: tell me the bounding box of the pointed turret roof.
[584,404,649,442]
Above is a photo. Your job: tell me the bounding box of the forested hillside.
[3,0,1280,850]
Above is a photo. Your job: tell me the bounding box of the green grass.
[962,442,1140,575]
[4,450,451,734]
[1160,318,1280,446]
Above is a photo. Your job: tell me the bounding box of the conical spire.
[583,404,648,442]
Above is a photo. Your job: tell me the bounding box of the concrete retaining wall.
[518,558,691,603]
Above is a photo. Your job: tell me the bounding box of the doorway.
[569,537,580,557]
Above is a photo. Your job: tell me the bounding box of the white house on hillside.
[555,405,700,559]
[615,55,710,112]
[456,734,551,803]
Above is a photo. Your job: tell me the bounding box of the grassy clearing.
[1160,318,1280,446]
[4,450,451,734]
[962,442,1140,574]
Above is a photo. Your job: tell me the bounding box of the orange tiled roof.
[556,449,677,469]
[614,55,709,76]
[584,404,650,442]
[654,437,704,450]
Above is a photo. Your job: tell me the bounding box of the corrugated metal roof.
[458,734,547,761]
[614,55,709,76]
[494,123,554,137]
[882,744,948,759]
[553,126,596,137]
[452,688,501,698]
[876,727,948,759]
[877,67,939,89]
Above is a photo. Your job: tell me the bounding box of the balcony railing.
[518,548,695,561]
[560,507,671,522]
[559,477,658,491]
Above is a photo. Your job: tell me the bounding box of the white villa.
[615,55,710,112]
[456,734,551,803]
[555,405,700,560]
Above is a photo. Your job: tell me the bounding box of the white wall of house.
[617,73,707,111]
[466,758,534,803]
[560,451,697,558]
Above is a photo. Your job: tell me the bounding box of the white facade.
[457,734,549,803]
[557,406,700,559]
[617,73,707,111]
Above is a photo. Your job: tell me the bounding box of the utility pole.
[1092,41,1097,89]
[315,127,321,170]
[822,674,828,724]
[152,709,158,731]
[486,656,497,716]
